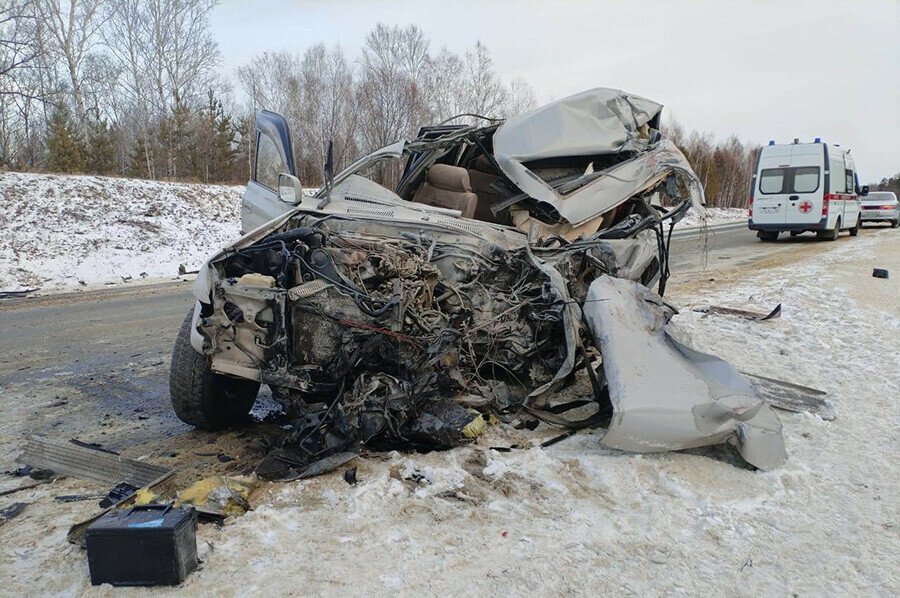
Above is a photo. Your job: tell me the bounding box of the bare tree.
[665,115,759,208]
[356,23,434,184]
[296,43,357,183]
[0,0,40,83]
[34,0,109,121]
[463,41,505,118]
[236,50,300,116]
[102,0,221,178]
[500,77,536,118]
[426,48,465,123]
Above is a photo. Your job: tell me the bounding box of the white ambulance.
[748,139,868,241]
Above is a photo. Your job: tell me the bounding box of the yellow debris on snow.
[462,413,485,438]
[176,474,258,517]
[132,488,157,505]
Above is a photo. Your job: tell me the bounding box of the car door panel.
[241,111,297,233]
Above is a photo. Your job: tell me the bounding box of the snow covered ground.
[678,206,747,227]
[0,172,243,292]
[2,229,897,596]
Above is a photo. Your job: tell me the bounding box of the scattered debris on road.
[178,264,200,276]
[872,268,888,279]
[343,466,358,485]
[20,436,170,488]
[0,288,38,299]
[54,493,107,503]
[85,504,198,586]
[743,372,835,421]
[694,303,782,321]
[0,502,28,526]
[175,475,257,518]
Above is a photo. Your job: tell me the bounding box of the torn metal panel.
[20,436,171,488]
[695,303,782,321]
[743,372,835,420]
[582,276,787,470]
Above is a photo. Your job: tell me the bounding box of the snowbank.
[0,172,243,291]
[678,206,747,227]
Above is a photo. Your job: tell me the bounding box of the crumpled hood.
[494,88,662,161]
[493,88,704,226]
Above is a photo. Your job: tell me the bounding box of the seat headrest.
[426,164,472,192]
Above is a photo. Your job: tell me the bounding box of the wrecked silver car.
[170,88,787,474]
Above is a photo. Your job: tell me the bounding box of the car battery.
[85,504,198,586]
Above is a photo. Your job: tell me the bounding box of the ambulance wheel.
[818,219,840,241]
[849,216,860,236]
[892,219,899,228]
[758,231,779,242]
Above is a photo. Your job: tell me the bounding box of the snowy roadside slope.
[0,172,243,291]
[678,206,747,227]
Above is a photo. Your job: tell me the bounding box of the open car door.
[241,111,298,233]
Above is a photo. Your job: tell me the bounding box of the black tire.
[818,218,840,241]
[169,308,260,430]
[849,216,860,237]
[892,219,899,229]
[757,231,779,242]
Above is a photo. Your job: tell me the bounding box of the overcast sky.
[211,0,900,182]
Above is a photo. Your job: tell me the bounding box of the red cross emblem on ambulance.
[798,201,813,214]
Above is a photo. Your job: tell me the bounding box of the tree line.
[0,0,536,188]
[3,1,890,207]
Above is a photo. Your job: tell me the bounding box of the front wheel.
[849,216,861,237]
[169,308,260,430]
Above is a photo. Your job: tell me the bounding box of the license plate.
[863,211,879,217]
[759,206,779,214]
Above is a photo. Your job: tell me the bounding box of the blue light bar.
[814,137,821,143]
[768,140,775,145]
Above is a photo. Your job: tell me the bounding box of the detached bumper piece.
[583,277,787,470]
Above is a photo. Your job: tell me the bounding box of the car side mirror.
[277,173,303,204]
[860,185,870,197]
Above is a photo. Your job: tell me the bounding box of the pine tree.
[160,100,192,179]
[193,90,237,182]
[85,119,117,175]
[46,105,85,173]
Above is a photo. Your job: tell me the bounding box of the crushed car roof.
[493,88,703,226]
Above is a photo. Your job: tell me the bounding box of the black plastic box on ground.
[85,504,198,586]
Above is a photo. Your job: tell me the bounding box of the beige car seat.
[468,155,509,224]
[412,164,478,219]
